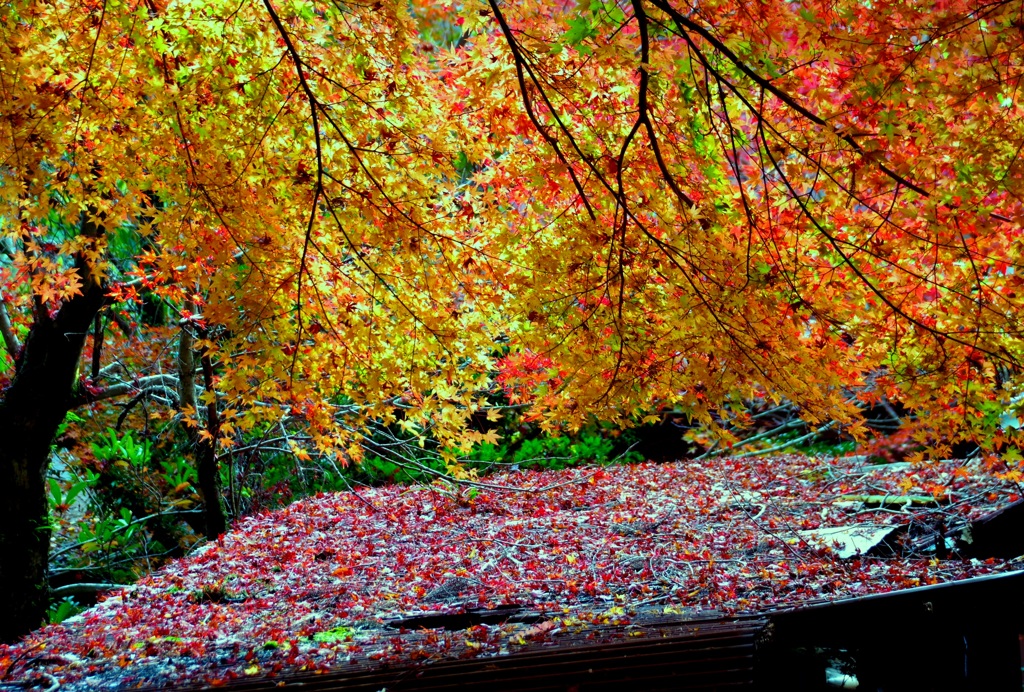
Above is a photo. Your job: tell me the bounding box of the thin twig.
[728,421,837,459]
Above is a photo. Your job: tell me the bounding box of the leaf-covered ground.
[3,455,1021,690]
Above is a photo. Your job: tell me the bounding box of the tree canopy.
[2,0,1023,640]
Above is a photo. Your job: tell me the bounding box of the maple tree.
[1,0,1023,643]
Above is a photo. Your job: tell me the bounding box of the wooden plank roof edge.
[759,568,1024,618]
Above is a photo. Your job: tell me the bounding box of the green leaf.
[48,478,63,505]
[798,8,818,22]
[454,150,473,179]
[48,597,82,624]
[563,16,596,46]
[313,626,355,643]
[589,0,625,25]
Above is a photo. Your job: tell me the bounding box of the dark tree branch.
[488,0,597,220]
[632,0,696,210]
[90,314,103,380]
[261,0,324,379]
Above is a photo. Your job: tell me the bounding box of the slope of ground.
[1,454,1020,690]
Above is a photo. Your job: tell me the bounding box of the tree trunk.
[176,312,227,538]
[0,220,106,642]
[197,350,227,538]
[0,424,56,643]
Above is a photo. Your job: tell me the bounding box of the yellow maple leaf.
[479,429,501,445]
